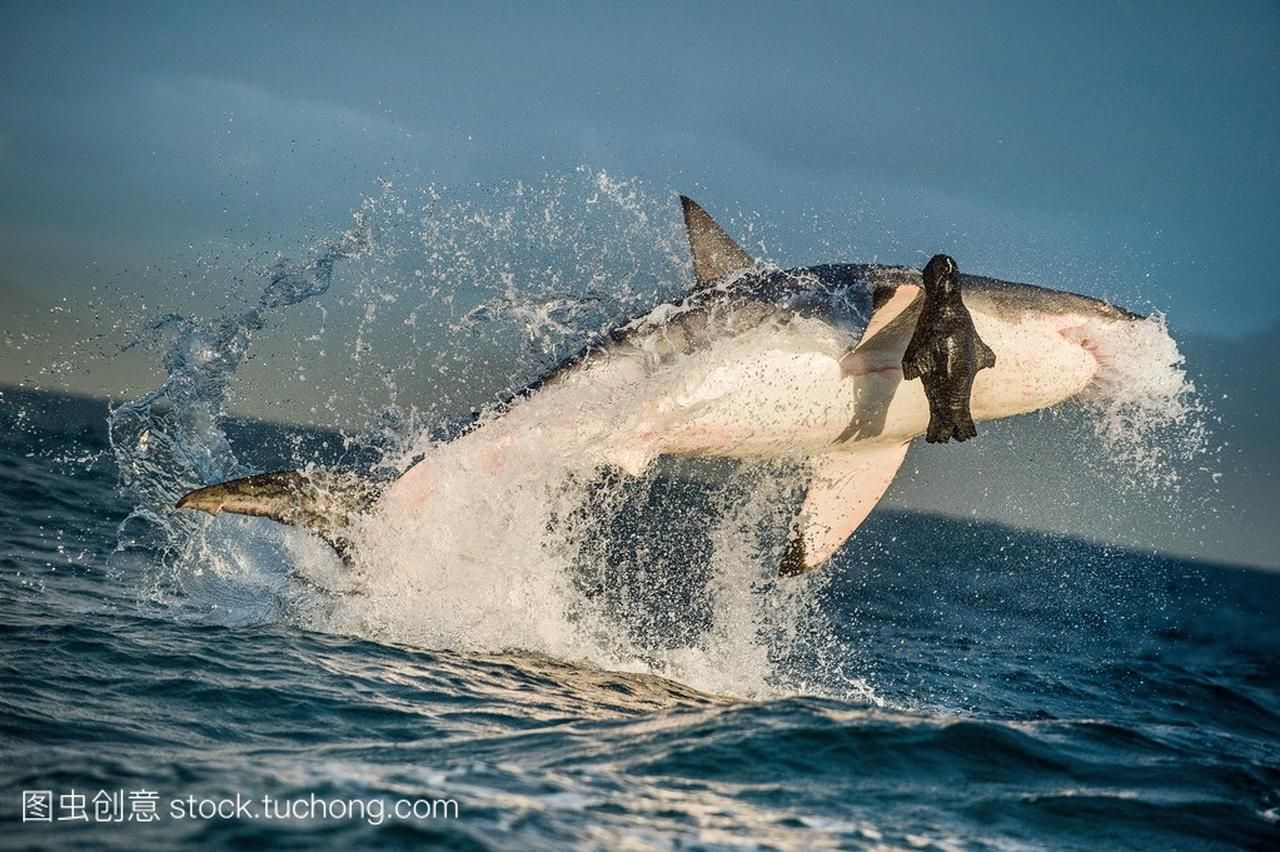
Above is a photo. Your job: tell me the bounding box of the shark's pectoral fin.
[176,469,382,561]
[779,442,911,576]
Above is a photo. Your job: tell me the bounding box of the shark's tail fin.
[176,469,382,561]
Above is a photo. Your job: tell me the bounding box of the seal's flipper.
[977,337,997,371]
[900,342,934,382]
[680,196,756,288]
[925,407,977,444]
[779,443,911,576]
[176,469,382,561]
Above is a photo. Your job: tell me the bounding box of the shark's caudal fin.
[780,443,911,576]
[176,469,382,560]
[680,196,757,288]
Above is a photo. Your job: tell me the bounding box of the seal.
[901,254,997,443]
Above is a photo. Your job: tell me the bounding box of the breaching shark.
[177,197,1143,575]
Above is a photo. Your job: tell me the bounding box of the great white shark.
[178,197,1144,575]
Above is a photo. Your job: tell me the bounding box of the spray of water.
[1075,311,1213,491]
[108,220,372,598]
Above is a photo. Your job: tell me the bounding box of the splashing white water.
[290,337,854,699]
[1075,311,1212,491]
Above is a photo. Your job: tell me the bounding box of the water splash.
[1075,311,1214,491]
[310,421,863,699]
[108,220,372,587]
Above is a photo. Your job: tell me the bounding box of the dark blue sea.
[2,384,1277,850]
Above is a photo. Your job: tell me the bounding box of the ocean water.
[3,177,1279,849]
[4,387,1278,850]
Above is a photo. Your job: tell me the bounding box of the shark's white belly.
[384,301,1105,507]
[633,306,1100,460]
[658,347,863,456]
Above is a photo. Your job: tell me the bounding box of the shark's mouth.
[1059,322,1105,363]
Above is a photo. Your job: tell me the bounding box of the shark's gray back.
[515,259,1136,405]
[522,263,921,397]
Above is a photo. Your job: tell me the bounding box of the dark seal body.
[902,254,997,443]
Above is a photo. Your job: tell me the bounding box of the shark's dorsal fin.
[680,196,756,288]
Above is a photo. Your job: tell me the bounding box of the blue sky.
[1,1,1278,567]
[1,0,1277,345]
